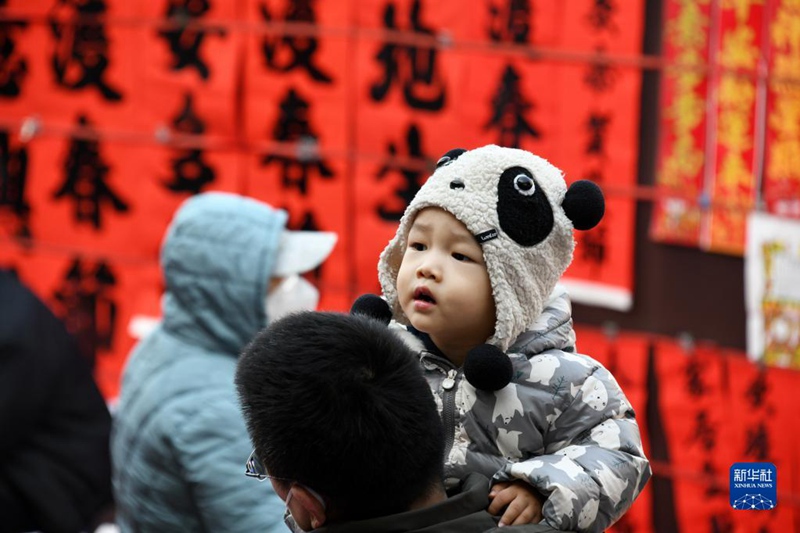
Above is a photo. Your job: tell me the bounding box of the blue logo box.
[730,462,777,510]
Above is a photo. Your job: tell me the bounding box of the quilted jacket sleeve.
[172,391,287,533]
[494,363,651,533]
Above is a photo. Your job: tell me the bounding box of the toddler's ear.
[350,294,392,325]
[464,344,513,392]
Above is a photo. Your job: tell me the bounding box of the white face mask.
[265,274,320,324]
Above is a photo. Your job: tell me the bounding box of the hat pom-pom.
[350,294,393,326]
[464,344,513,391]
[563,180,605,230]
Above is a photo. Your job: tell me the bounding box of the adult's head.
[160,192,336,353]
[235,311,445,530]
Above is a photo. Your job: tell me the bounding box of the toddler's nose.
[416,260,440,280]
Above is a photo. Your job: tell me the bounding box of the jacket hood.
[507,284,576,356]
[160,193,287,355]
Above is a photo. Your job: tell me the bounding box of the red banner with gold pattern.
[652,0,712,248]
[654,0,800,256]
[764,0,800,219]
[705,1,764,254]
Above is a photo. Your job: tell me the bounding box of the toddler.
[377,145,651,532]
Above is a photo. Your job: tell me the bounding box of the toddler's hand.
[487,480,545,527]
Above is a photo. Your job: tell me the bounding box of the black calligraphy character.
[159,0,226,81]
[164,93,216,195]
[261,88,334,195]
[579,226,606,267]
[49,0,123,101]
[0,130,31,238]
[690,410,716,451]
[586,113,611,155]
[684,357,706,397]
[0,16,28,97]
[53,115,129,229]
[485,64,540,148]
[744,421,770,460]
[702,460,725,497]
[295,210,321,233]
[745,369,768,408]
[376,124,428,222]
[587,0,617,32]
[487,0,531,43]
[370,0,446,111]
[53,257,118,368]
[260,1,333,83]
[584,47,617,93]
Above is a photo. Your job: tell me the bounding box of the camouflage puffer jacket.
[393,286,651,533]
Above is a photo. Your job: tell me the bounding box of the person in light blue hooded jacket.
[111,192,337,532]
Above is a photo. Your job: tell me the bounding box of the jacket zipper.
[441,368,459,461]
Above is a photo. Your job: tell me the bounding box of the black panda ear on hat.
[561,180,605,230]
[436,148,467,168]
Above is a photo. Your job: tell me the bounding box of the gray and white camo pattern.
[392,286,651,533]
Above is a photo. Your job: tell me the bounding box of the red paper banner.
[1,0,646,401]
[352,0,468,298]
[764,0,800,219]
[352,0,643,310]
[655,0,798,255]
[655,339,736,532]
[0,0,144,132]
[652,0,713,248]
[705,0,763,254]
[240,0,353,310]
[724,357,798,531]
[558,0,643,311]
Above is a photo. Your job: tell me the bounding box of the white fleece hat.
[378,145,604,352]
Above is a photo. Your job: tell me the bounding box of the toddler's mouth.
[413,286,436,304]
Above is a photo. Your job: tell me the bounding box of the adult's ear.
[291,485,328,530]
[562,180,605,230]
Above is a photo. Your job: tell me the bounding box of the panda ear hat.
[378,145,604,389]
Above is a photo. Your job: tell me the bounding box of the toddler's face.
[396,207,496,358]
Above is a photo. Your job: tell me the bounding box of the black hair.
[235,311,445,521]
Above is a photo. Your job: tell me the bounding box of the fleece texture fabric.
[379,145,577,351]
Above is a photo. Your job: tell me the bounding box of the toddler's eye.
[452,253,471,262]
[513,174,536,196]
[410,242,426,251]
